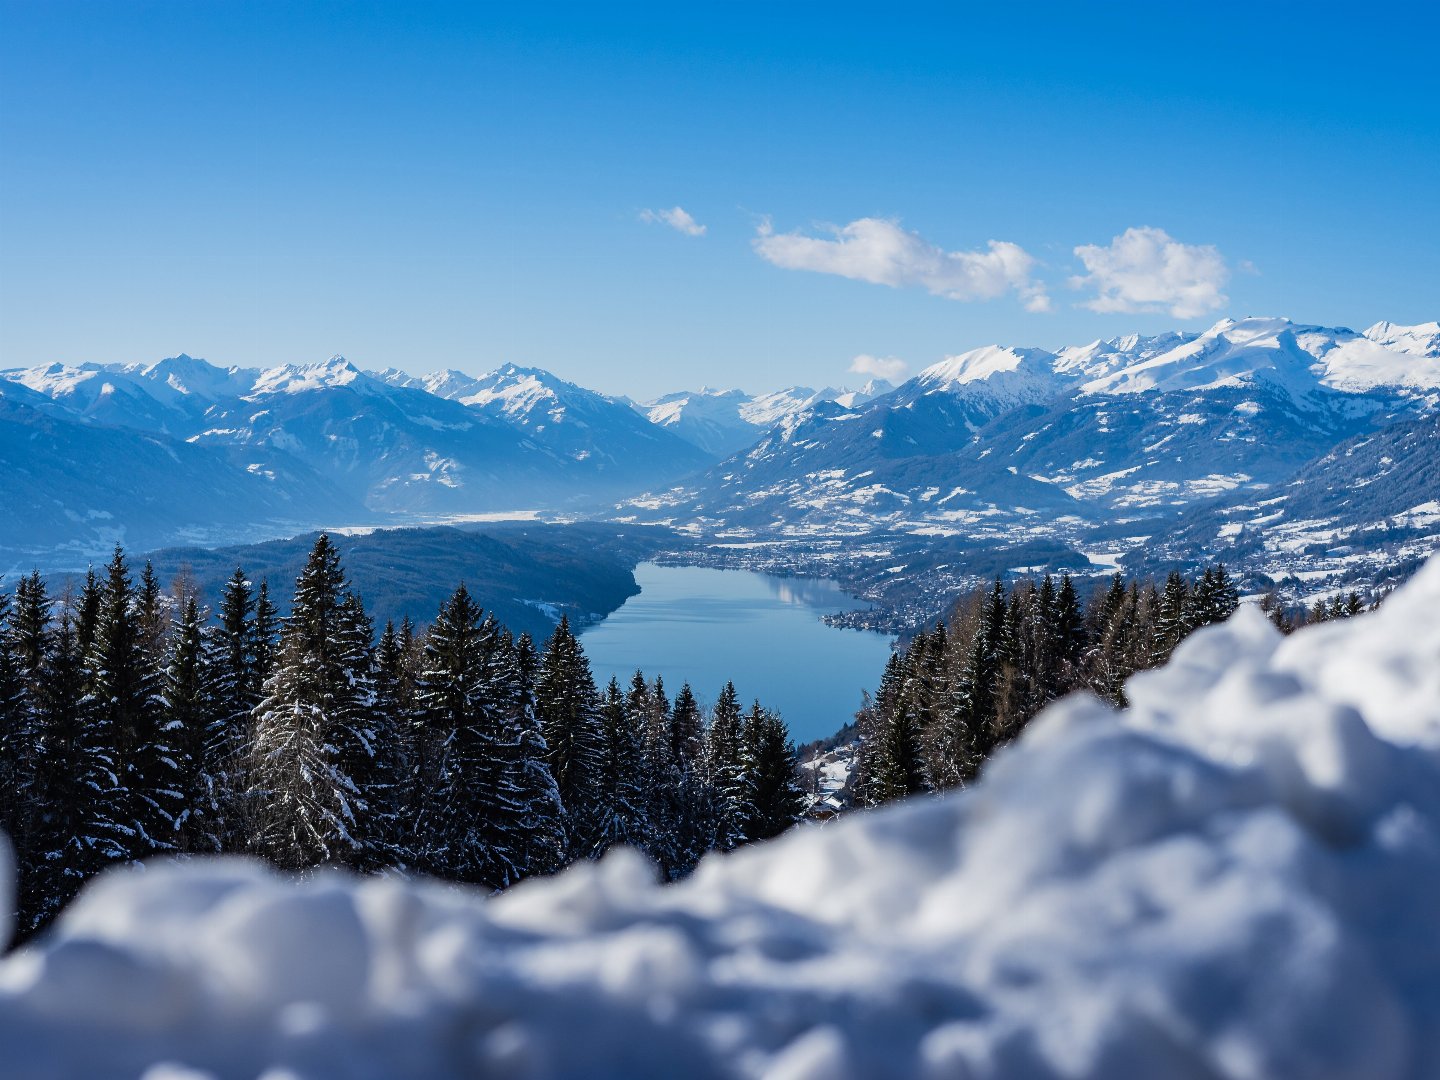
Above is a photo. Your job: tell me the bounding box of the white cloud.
[849,354,909,382]
[753,217,1050,311]
[1071,226,1229,319]
[640,206,706,237]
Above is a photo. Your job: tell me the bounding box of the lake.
[578,562,895,744]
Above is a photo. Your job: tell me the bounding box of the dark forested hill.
[117,523,686,639]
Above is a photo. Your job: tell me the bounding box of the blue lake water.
[578,562,895,744]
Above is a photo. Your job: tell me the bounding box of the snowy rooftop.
[2,557,1439,1077]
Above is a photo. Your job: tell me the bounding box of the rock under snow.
[3,559,1440,1078]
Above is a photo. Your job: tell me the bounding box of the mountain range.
[0,352,882,564]
[619,317,1440,592]
[3,317,1436,588]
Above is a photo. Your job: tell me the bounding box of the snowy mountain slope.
[897,344,1068,414]
[1051,329,1197,378]
[1364,319,1440,358]
[188,371,567,514]
[972,380,1371,511]
[0,354,715,557]
[625,316,1435,537]
[633,380,897,457]
[1083,317,1440,399]
[0,386,364,564]
[435,364,713,484]
[1135,410,1440,585]
[629,395,1084,536]
[637,387,758,457]
[5,557,1440,1078]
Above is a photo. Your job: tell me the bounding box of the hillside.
[129,522,683,640]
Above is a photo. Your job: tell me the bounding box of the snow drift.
[4,561,1440,1079]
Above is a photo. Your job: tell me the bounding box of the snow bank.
[4,560,1440,1079]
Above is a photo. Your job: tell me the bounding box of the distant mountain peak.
[916,345,1059,390]
[250,355,366,396]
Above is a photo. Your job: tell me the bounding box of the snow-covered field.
[3,559,1440,1078]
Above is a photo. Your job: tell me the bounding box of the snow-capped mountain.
[1363,319,1440,358]
[4,318,1435,567]
[634,380,895,457]
[0,379,364,563]
[0,354,710,562]
[379,364,712,486]
[623,317,1440,540]
[638,388,758,457]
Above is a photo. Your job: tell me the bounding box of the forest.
[0,532,1379,939]
[854,564,1275,805]
[0,535,807,936]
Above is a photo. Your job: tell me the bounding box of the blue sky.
[2,1,1436,397]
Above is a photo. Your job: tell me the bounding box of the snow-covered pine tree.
[245,535,371,872]
[864,652,926,804]
[9,571,50,680]
[535,616,605,861]
[1054,573,1087,681]
[0,588,30,852]
[738,702,805,843]
[332,592,384,869]
[1090,582,1140,707]
[1152,571,1191,666]
[670,681,705,773]
[136,560,168,663]
[1030,574,1061,707]
[209,568,258,852]
[701,680,746,849]
[413,583,490,879]
[371,619,417,869]
[163,596,222,853]
[594,675,648,855]
[22,609,126,932]
[3,572,53,874]
[251,580,280,690]
[630,670,685,876]
[484,618,566,882]
[74,567,102,654]
[665,681,713,877]
[953,578,1008,772]
[87,547,177,862]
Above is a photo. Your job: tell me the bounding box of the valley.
[3,315,1437,631]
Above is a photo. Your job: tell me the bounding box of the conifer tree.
[738,703,805,842]
[492,624,566,880]
[1054,573,1086,677]
[1152,571,1191,666]
[75,567,102,654]
[534,616,606,860]
[670,682,705,773]
[23,610,124,931]
[87,546,176,860]
[663,682,713,877]
[246,535,371,871]
[251,580,280,689]
[702,680,747,849]
[595,675,648,854]
[163,596,221,853]
[953,578,1008,770]
[370,619,416,866]
[0,589,29,850]
[209,569,258,850]
[136,560,167,663]
[10,571,51,680]
[413,583,497,880]
[858,647,926,804]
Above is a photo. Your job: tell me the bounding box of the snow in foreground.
[3,563,1440,1079]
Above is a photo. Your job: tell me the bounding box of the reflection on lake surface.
[578,562,894,744]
